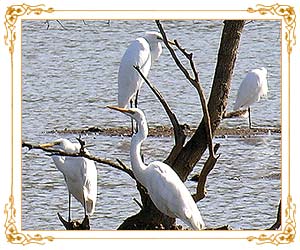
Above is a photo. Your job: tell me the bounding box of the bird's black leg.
[82,193,90,230]
[130,99,134,135]
[45,20,50,30]
[68,192,71,222]
[134,90,139,132]
[83,194,87,218]
[248,106,252,129]
[134,89,139,108]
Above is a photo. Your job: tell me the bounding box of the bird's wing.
[118,38,152,107]
[234,71,263,110]
[60,157,87,206]
[82,159,97,215]
[145,161,197,220]
[51,155,66,173]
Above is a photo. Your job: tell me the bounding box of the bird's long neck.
[149,43,162,63]
[51,141,79,174]
[130,119,148,185]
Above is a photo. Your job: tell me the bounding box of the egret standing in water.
[233,67,268,129]
[118,32,174,132]
[40,138,97,221]
[108,106,205,230]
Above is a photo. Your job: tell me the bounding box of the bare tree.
[117,20,246,229]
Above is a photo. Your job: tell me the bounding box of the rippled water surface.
[22,20,281,230]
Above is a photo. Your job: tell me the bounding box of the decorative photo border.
[1,1,297,247]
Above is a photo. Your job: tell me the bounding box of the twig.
[192,143,220,202]
[133,198,143,209]
[133,65,186,147]
[245,20,254,25]
[156,20,215,159]
[76,137,86,154]
[116,159,136,180]
[45,20,67,30]
[267,200,281,230]
[56,20,67,30]
[22,140,135,180]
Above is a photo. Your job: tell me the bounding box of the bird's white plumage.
[118,32,163,108]
[49,139,97,216]
[234,67,268,110]
[110,107,205,230]
[145,161,205,230]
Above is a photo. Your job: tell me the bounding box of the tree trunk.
[170,20,245,180]
[118,20,245,230]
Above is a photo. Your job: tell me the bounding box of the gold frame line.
[2,2,295,246]
[4,3,54,246]
[246,3,296,246]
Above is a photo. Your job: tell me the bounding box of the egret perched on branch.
[233,67,268,129]
[108,106,205,230]
[40,138,97,221]
[118,31,174,109]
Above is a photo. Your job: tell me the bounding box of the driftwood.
[57,213,90,230]
[223,109,248,119]
[267,200,281,230]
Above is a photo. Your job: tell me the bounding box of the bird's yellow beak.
[107,106,135,115]
[39,141,58,148]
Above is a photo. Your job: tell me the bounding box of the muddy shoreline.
[46,125,281,138]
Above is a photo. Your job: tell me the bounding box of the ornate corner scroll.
[4,3,54,54]
[247,196,296,245]
[247,3,296,246]
[247,3,296,54]
[4,195,54,245]
[4,3,55,245]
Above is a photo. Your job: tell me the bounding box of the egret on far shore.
[108,106,205,230]
[40,138,97,222]
[233,67,268,129]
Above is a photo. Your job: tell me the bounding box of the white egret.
[40,138,97,221]
[108,106,205,230]
[118,32,174,133]
[233,67,268,129]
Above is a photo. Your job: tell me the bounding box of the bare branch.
[133,198,143,209]
[133,65,186,147]
[156,21,193,83]
[22,140,135,180]
[116,158,135,179]
[267,200,281,230]
[192,143,220,202]
[156,20,215,159]
[173,40,199,83]
[45,20,67,30]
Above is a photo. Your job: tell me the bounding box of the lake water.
[21,20,281,230]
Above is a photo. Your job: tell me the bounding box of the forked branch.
[133,65,187,148]
[192,143,220,202]
[156,20,215,159]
